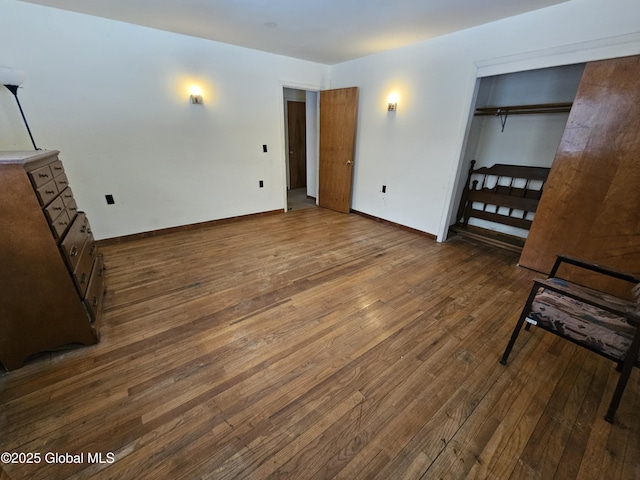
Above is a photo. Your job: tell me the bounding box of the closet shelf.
[475,102,573,116]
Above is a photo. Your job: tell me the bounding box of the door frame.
[279,81,322,212]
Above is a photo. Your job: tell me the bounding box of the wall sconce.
[190,85,203,105]
[0,66,38,150]
[387,93,398,112]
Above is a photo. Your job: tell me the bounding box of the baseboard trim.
[96,209,285,247]
[351,210,437,240]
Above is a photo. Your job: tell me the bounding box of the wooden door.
[287,101,307,189]
[318,87,359,213]
[520,55,640,293]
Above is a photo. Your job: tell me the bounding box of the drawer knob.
[70,245,78,256]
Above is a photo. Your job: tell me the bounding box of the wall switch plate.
[105,194,115,205]
[263,145,268,153]
[259,180,264,188]
[382,185,387,193]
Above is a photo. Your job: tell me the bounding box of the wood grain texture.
[0,161,96,371]
[287,100,307,190]
[0,208,638,479]
[319,87,358,213]
[520,55,640,291]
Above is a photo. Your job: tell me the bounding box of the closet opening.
[448,63,585,252]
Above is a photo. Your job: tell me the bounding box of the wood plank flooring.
[1,208,638,479]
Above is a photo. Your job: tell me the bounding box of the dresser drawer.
[35,180,59,206]
[59,186,75,206]
[50,210,72,239]
[72,236,98,298]
[65,196,78,217]
[28,164,54,188]
[50,159,64,177]
[84,255,105,326]
[60,213,90,270]
[54,173,69,192]
[44,195,66,223]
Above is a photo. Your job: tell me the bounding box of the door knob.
[346,160,353,165]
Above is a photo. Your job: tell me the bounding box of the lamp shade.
[0,66,26,86]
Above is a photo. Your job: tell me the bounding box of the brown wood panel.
[60,213,89,271]
[72,236,98,298]
[49,159,64,177]
[84,255,105,325]
[473,163,551,181]
[0,208,638,479]
[34,179,58,206]
[43,195,65,223]
[318,87,358,213]
[287,100,307,190]
[468,190,541,212]
[49,209,71,239]
[520,55,640,293]
[27,164,53,188]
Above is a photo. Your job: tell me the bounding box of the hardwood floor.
[1,208,638,479]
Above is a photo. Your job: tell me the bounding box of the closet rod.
[475,102,572,116]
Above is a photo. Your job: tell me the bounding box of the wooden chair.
[500,255,640,423]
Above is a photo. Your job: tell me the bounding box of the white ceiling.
[21,0,571,65]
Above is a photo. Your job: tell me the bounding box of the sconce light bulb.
[387,92,399,112]
[189,85,203,104]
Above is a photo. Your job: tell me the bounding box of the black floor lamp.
[0,66,38,150]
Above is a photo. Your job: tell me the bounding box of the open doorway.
[283,87,318,211]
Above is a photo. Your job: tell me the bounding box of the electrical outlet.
[382,185,387,193]
[259,180,264,188]
[105,194,115,205]
[263,145,268,153]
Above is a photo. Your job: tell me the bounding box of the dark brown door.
[287,101,307,189]
[520,55,640,293]
[318,87,359,213]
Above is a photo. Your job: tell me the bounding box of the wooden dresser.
[0,150,104,371]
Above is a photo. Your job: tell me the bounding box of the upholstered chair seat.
[501,255,640,423]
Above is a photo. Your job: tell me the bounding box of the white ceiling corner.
[19,0,572,64]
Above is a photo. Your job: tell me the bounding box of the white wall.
[329,0,640,240]
[0,0,329,239]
